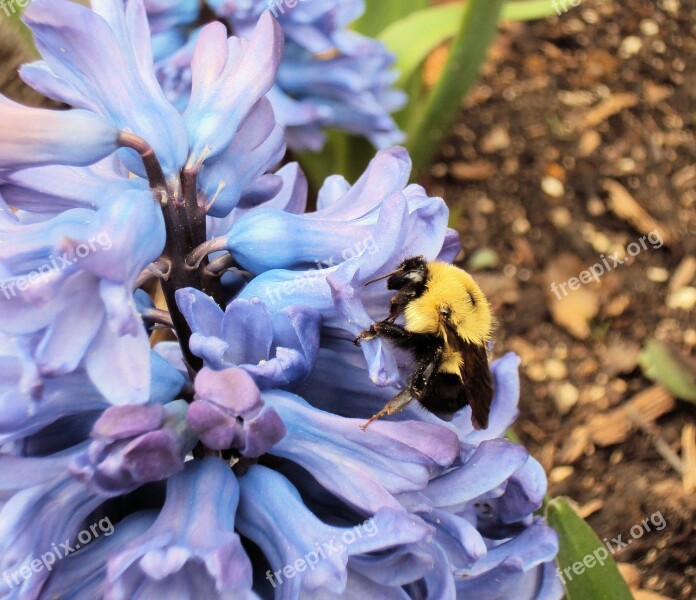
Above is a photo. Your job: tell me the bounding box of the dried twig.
[681,423,696,493]
[625,405,683,477]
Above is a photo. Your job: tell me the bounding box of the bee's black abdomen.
[419,372,470,416]
[419,367,493,429]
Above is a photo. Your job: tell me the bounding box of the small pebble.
[640,19,659,36]
[545,358,568,380]
[620,36,643,58]
[541,176,564,198]
[587,197,606,216]
[550,207,572,228]
[477,196,496,214]
[480,126,511,153]
[581,9,599,24]
[526,363,546,382]
[667,287,696,310]
[430,162,447,178]
[549,466,574,484]
[512,217,530,235]
[554,382,579,414]
[646,267,669,282]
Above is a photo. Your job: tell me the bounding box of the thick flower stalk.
[146,0,406,151]
[0,1,561,598]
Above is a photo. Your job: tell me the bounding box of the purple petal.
[188,367,285,454]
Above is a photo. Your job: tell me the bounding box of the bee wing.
[459,341,493,430]
[441,319,493,429]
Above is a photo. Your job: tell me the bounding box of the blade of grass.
[381,1,558,89]
[405,0,504,178]
[353,0,430,37]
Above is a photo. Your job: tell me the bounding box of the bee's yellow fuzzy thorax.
[403,262,492,345]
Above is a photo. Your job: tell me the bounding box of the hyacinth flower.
[143,0,406,151]
[0,0,561,598]
[0,0,285,400]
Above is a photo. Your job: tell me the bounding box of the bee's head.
[365,256,428,291]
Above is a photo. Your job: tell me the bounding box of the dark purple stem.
[119,134,224,377]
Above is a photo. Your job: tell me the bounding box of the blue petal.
[515,560,565,600]
[236,465,432,597]
[496,456,548,524]
[150,350,186,405]
[0,453,104,598]
[106,458,255,599]
[263,390,459,512]
[85,314,152,406]
[0,362,106,445]
[424,440,529,510]
[0,159,147,215]
[458,518,559,577]
[183,13,283,165]
[0,96,118,172]
[454,556,524,599]
[143,0,199,33]
[24,0,188,177]
[39,511,158,600]
[196,97,286,218]
[295,347,395,417]
[425,509,488,568]
[178,290,321,389]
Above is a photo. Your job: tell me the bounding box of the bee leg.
[360,389,413,431]
[353,324,378,346]
[361,347,444,430]
[410,346,444,396]
[386,289,418,322]
[354,321,413,346]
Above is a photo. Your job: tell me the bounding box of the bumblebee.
[355,256,494,430]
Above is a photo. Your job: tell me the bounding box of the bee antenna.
[364,269,398,286]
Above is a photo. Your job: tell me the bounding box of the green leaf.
[405,0,504,178]
[380,1,558,88]
[547,497,633,600]
[639,339,696,403]
[353,0,430,37]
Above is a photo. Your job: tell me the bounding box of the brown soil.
[428,1,696,598]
